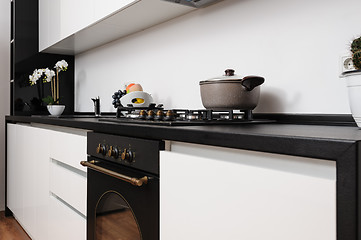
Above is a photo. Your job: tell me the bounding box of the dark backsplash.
[11,0,75,116]
[13,53,75,116]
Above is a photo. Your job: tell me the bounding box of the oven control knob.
[96,144,107,155]
[146,110,155,120]
[154,110,164,120]
[138,110,147,120]
[164,110,175,121]
[107,146,119,159]
[121,149,134,162]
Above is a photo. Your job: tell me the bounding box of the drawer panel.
[50,159,87,216]
[49,195,86,240]
[50,131,87,171]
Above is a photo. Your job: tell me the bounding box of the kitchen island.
[5,115,361,240]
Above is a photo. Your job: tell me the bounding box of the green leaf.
[42,95,54,105]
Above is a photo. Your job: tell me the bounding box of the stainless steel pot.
[199,69,265,110]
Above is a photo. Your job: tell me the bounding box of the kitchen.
[1,0,361,239]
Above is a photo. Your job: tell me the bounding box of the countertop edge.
[5,115,358,161]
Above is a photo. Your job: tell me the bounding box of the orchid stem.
[56,69,59,104]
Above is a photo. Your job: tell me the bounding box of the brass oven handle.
[80,160,148,187]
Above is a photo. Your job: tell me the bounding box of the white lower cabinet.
[7,124,24,227]
[160,142,337,240]
[7,123,88,240]
[7,124,51,239]
[49,195,86,240]
[49,159,87,216]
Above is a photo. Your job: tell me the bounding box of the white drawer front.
[49,195,86,240]
[50,131,87,171]
[50,159,87,216]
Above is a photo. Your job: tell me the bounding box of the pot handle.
[241,76,265,91]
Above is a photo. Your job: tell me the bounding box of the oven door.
[83,157,159,240]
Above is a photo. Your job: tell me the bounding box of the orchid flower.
[29,59,68,105]
[54,60,68,72]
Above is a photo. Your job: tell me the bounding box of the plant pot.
[344,72,361,127]
[47,105,65,117]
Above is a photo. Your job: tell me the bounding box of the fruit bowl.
[119,91,154,108]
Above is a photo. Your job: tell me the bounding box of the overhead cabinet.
[39,0,130,52]
[39,0,195,54]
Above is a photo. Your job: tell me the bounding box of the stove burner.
[103,106,273,126]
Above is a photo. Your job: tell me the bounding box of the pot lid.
[204,69,243,82]
[199,69,265,91]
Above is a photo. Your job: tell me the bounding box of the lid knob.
[225,69,235,76]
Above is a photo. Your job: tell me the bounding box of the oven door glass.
[96,191,141,240]
[87,158,159,240]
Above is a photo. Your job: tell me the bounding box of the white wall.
[75,0,361,113]
[0,0,10,211]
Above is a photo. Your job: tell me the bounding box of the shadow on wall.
[255,87,302,113]
[76,70,87,109]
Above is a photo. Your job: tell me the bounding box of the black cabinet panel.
[10,42,13,79]
[11,0,75,116]
[14,0,38,64]
[11,0,14,41]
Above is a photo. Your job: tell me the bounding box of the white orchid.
[29,68,55,85]
[44,68,55,82]
[54,60,68,72]
[29,70,40,85]
[29,59,69,105]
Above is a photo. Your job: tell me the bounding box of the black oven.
[82,132,163,240]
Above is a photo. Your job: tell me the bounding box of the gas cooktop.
[98,106,273,126]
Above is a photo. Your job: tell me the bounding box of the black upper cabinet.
[14,0,39,64]
[11,0,75,116]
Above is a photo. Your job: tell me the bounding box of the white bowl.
[120,91,153,108]
[47,105,65,116]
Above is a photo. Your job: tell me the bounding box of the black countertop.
[5,115,361,161]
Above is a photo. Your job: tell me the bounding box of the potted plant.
[29,60,68,116]
[342,36,361,127]
[351,37,361,70]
